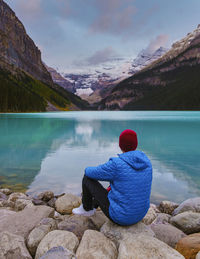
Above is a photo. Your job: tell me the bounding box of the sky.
[4,0,200,73]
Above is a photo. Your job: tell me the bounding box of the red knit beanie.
[119,129,138,152]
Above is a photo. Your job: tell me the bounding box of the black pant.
[82,175,112,220]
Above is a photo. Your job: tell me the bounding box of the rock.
[39,246,76,259]
[159,200,179,215]
[15,198,34,211]
[90,210,108,230]
[173,197,200,216]
[0,191,8,200]
[152,213,171,224]
[0,209,17,222]
[0,199,14,208]
[170,211,200,234]
[0,205,54,238]
[100,220,154,246]
[150,203,160,213]
[118,233,185,259]
[76,230,117,259]
[175,233,200,259]
[0,231,32,259]
[33,199,46,206]
[27,218,57,256]
[37,191,54,202]
[47,198,56,208]
[151,223,186,248]
[196,251,200,259]
[58,214,97,240]
[55,193,81,214]
[35,230,79,259]
[0,188,12,195]
[8,192,29,203]
[142,207,157,225]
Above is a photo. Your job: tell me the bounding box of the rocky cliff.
[0,0,52,85]
[99,25,200,110]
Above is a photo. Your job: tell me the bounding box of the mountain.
[0,0,89,112]
[98,25,200,110]
[60,47,167,104]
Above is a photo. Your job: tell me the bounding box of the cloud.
[86,47,117,65]
[146,34,169,53]
[89,0,137,35]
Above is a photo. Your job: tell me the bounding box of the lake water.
[0,111,200,204]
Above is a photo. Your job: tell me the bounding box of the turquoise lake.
[0,111,200,204]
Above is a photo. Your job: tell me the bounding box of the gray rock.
[173,197,200,216]
[39,246,76,259]
[33,199,46,206]
[197,251,200,259]
[152,213,171,224]
[47,198,56,208]
[0,191,8,200]
[170,211,200,234]
[37,191,54,202]
[58,214,97,240]
[0,205,54,239]
[27,218,57,256]
[100,220,154,246]
[142,207,157,225]
[0,199,14,208]
[0,188,12,195]
[76,230,117,259]
[118,233,185,259]
[15,198,34,211]
[55,193,81,214]
[35,230,79,259]
[151,223,186,248]
[90,210,108,230]
[8,192,29,203]
[0,231,32,259]
[159,200,179,215]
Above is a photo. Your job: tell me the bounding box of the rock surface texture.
[76,230,118,259]
[35,230,79,259]
[175,233,200,259]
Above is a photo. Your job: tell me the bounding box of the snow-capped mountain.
[47,47,168,104]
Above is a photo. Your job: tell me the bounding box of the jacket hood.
[118,150,151,170]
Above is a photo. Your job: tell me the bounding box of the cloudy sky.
[4,0,200,72]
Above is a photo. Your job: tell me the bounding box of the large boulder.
[0,205,54,238]
[8,192,29,203]
[27,218,57,256]
[142,207,157,225]
[58,214,97,240]
[76,230,117,259]
[35,230,79,259]
[159,200,179,215]
[175,233,200,259]
[151,223,186,248]
[0,231,32,259]
[55,194,81,214]
[118,233,185,259]
[173,197,200,216]
[38,246,76,259]
[100,220,154,246]
[170,211,200,234]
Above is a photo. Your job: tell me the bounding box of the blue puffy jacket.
[85,150,152,226]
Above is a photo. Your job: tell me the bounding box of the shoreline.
[0,188,200,258]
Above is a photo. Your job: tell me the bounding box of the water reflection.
[0,111,200,203]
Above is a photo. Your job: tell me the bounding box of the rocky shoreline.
[0,189,200,259]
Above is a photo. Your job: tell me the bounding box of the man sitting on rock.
[72,129,153,226]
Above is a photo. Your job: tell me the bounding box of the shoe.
[72,204,96,216]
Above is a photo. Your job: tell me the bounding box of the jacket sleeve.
[85,158,116,181]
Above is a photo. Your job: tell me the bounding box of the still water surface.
[0,111,200,204]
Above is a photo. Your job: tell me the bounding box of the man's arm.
[85,158,116,181]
